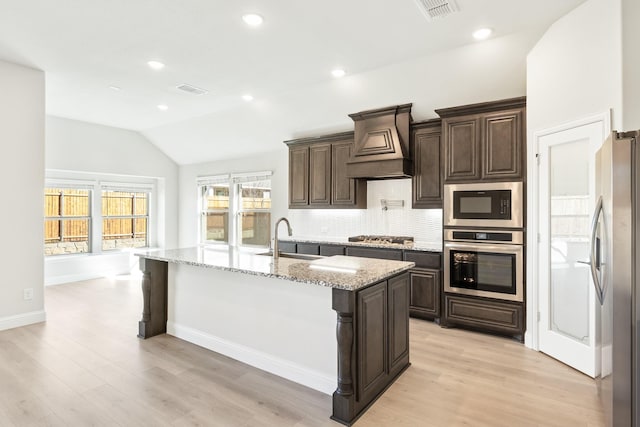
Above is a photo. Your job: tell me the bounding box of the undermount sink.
[257,251,324,261]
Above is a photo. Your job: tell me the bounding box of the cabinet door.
[412,127,442,208]
[388,273,410,377]
[289,145,309,207]
[309,143,331,205]
[482,109,524,180]
[443,116,481,182]
[356,281,388,402]
[409,269,440,318]
[332,140,366,207]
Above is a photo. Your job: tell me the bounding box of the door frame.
[526,111,611,351]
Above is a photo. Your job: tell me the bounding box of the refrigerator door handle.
[589,196,605,305]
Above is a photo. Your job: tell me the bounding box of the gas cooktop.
[348,235,414,245]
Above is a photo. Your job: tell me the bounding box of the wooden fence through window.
[44,189,148,243]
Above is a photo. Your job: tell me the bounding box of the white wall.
[178,148,288,247]
[0,60,45,330]
[45,116,179,284]
[525,0,623,347]
[527,0,623,133]
[622,0,640,130]
[289,179,442,248]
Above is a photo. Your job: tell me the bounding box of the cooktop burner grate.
[348,235,414,245]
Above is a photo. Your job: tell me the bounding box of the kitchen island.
[135,247,414,425]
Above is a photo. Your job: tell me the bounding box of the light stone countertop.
[278,236,442,252]
[136,247,415,291]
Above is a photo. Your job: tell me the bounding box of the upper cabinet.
[436,97,526,183]
[411,119,442,209]
[285,132,366,209]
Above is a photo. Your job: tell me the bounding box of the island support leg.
[137,258,168,339]
[331,289,356,424]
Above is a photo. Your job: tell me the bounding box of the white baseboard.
[0,310,46,331]
[167,322,335,395]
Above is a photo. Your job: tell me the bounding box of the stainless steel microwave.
[444,181,523,229]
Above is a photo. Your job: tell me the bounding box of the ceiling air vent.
[176,83,209,96]
[414,0,460,21]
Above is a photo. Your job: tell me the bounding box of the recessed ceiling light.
[242,13,263,27]
[157,104,169,111]
[147,60,165,70]
[109,85,121,91]
[242,94,254,101]
[331,69,346,78]
[473,28,493,41]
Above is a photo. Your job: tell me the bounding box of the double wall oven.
[444,182,524,302]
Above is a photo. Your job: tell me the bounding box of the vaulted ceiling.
[0,0,585,164]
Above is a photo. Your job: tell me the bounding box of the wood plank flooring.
[0,277,604,426]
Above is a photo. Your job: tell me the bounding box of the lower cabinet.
[444,294,524,341]
[409,268,440,320]
[332,272,410,424]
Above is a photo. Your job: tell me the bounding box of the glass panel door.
[538,119,606,377]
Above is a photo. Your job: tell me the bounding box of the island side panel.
[167,262,337,394]
[138,257,168,339]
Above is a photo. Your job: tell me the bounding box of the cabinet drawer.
[297,243,320,255]
[320,244,345,256]
[277,241,297,253]
[345,247,403,261]
[445,295,523,334]
[403,251,441,269]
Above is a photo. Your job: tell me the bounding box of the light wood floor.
[0,277,604,426]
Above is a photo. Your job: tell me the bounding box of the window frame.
[44,185,93,255]
[197,171,272,248]
[101,189,151,251]
[45,173,157,257]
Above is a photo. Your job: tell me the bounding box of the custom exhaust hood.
[346,103,413,179]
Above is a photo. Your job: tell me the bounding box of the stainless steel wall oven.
[444,229,524,302]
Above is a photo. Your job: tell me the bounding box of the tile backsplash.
[287,179,442,245]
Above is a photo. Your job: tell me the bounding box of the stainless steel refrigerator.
[591,130,640,426]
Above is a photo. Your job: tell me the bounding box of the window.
[44,187,91,255]
[199,172,272,247]
[44,176,155,256]
[102,190,149,251]
[200,179,230,244]
[238,180,271,246]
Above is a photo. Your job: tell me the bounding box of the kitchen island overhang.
[135,247,414,426]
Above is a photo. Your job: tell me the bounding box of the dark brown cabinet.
[332,140,366,206]
[345,246,403,261]
[412,120,443,208]
[309,143,331,205]
[285,132,366,209]
[409,269,440,319]
[288,145,309,206]
[336,271,409,422]
[355,274,409,403]
[444,294,524,341]
[437,97,526,183]
[320,244,345,256]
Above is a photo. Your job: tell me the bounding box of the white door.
[537,118,608,377]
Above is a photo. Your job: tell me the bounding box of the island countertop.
[136,247,414,291]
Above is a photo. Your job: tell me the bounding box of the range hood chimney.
[346,103,413,179]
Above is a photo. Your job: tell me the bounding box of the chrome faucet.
[273,217,293,260]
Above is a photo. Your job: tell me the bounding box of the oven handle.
[444,241,523,254]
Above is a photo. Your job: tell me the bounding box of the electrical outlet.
[320,226,329,234]
[23,288,33,301]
